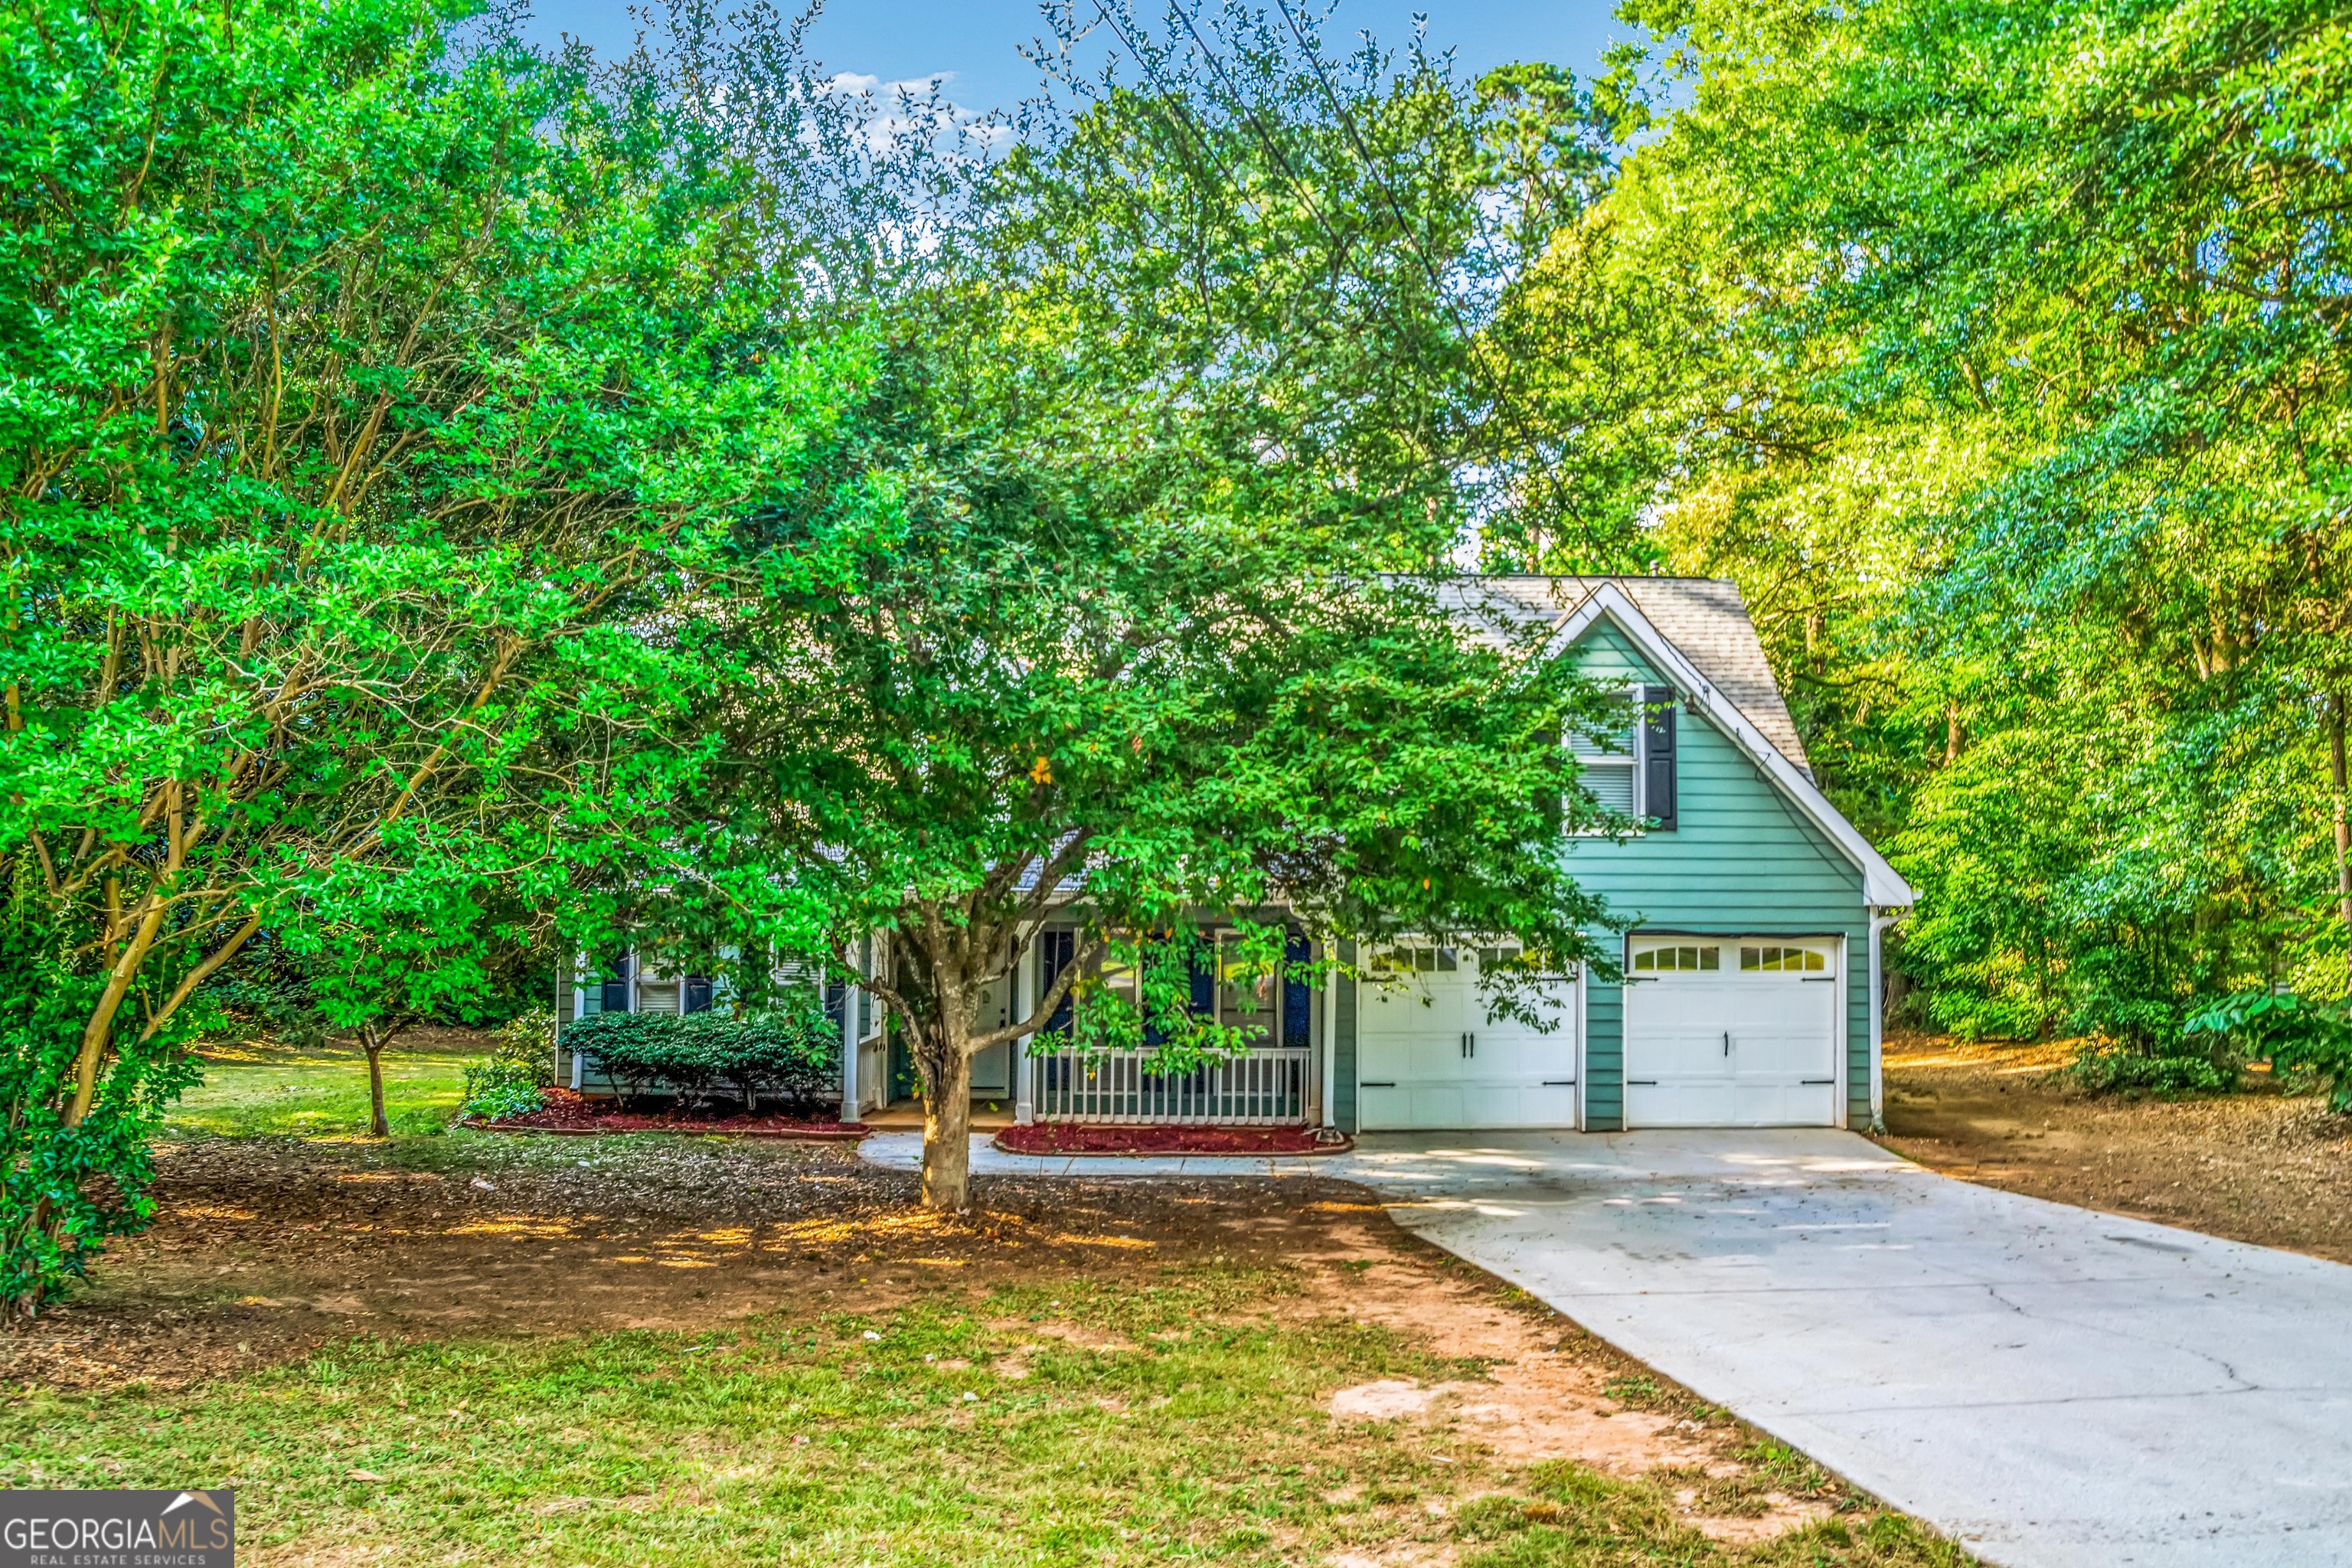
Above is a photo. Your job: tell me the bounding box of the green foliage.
[1502,0,2352,1050]
[458,1060,544,1122]
[629,11,1634,1207]
[492,1008,559,1088]
[0,889,200,1315]
[2065,1045,2236,1101]
[459,1005,557,1121]
[565,999,838,1113]
[0,0,893,1304]
[2186,991,2352,1110]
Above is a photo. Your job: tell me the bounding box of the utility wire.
[1147,0,1579,565]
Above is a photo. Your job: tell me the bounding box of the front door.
[970,975,1014,1100]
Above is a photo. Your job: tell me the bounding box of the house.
[557,576,1914,1133]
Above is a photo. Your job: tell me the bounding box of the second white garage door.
[1357,942,1579,1130]
[1622,936,1842,1128]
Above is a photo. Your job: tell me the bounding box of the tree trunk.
[920,1032,975,1213]
[2334,694,2351,993]
[361,1021,398,1138]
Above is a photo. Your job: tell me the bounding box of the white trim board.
[1542,583,1917,909]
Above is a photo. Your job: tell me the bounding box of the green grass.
[1452,1462,1972,1566]
[0,1272,1971,1568]
[167,1038,478,1138]
[4,1275,1471,1566]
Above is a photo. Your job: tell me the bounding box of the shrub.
[2184,991,2352,1111]
[2065,1045,2234,1099]
[457,1004,557,1122]
[564,995,838,1113]
[491,1006,557,1089]
[459,1059,544,1122]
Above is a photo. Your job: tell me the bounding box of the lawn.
[5,1047,1976,1568]
[168,1031,485,1138]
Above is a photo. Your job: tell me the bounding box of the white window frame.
[1568,685,1648,828]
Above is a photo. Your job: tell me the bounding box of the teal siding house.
[1331,577,1913,1135]
[564,576,1913,1135]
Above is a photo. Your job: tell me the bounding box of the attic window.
[1566,692,1639,815]
[1566,685,1678,831]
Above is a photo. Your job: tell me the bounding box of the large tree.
[1492,0,2352,1044]
[639,11,1631,1211]
[0,0,899,1312]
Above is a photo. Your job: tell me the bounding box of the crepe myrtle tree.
[284,838,544,1137]
[719,547,1621,1210]
[0,0,941,1314]
[689,330,1630,1208]
[656,18,1640,1210]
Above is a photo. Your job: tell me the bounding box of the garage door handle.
[1802,1078,1835,1085]
[1802,976,1834,983]
[1543,1080,1576,1086]
[1361,1081,1396,1088]
[1723,1031,1731,1057]
[1627,1079,1658,1086]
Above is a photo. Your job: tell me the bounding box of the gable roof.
[1441,576,1808,773]
[1434,575,1913,909]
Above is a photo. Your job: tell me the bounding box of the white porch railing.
[1034,1047,1309,1125]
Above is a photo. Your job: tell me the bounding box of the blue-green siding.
[1564,619,1870,1130]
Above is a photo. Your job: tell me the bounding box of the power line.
[1263,0,1595,566]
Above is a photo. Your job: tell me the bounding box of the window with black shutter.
[601,953,631,1014]
[1640,685,1678,831]
[683,976,714,1014]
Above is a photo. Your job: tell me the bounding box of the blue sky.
[524,0,1639,119]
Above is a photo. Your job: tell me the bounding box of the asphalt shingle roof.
[1438,575,1812,776]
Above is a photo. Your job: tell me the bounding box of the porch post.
[840,940,861,1125]
[1014,935,1037,1125]
[1319,953,1338,1130]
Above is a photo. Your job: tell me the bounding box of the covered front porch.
[841,922,1337,1131]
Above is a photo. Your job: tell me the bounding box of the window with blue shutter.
[683,976,714,1014]
[601,953,631,1014]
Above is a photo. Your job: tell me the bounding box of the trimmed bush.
[564,998,838,1113]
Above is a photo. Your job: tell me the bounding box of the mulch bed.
[475,1088,865,1141]
[992,1122,1350,1156]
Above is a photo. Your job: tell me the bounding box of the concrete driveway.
[867,1129,2352,1565]
[1337,1130,2352,1568]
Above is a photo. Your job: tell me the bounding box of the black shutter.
[1281,932,1313,1048]
[1043,929,1076,1035]
[1188,939,1217,1017]
[601,952,631,1014]
[1640,686,1678,831]
[684,976,714,1014]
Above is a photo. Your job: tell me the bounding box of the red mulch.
[476,1088,864,1141]
[992,1122,1349,1156]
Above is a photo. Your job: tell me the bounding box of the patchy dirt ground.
[1877,1035,2352,1263]
[19,1132,1860,1550]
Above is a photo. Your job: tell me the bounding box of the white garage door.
[1622,937,1842,1128]
[1357,942,1579,1130]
